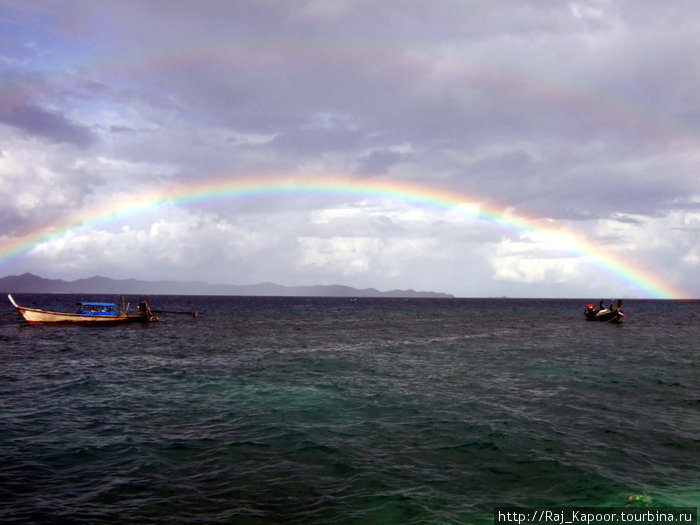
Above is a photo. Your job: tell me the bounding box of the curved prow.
[8,294,19,309]
[617,298,623,309]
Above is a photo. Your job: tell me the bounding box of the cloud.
[357,148,412,175]
[0,102,94,147]
[488,239,582,284]
[0,0,698,297]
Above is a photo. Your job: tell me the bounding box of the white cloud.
[569,2,604,20]
[488,239,582,284]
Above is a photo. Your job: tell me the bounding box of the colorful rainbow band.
[0,175,690,299]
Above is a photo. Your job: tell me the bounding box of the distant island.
[0,273,453,298]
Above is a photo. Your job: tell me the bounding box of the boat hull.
[16,306,152,324]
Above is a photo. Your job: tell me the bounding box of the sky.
[0,0,698,298]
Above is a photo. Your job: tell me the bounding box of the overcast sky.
[0,1,698,298]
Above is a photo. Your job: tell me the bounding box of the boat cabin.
[75,302,119,316]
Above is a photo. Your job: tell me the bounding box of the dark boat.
[584,299,625,323]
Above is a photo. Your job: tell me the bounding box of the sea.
[1,295,697,524]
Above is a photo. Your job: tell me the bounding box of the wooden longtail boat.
[7,294,158,324]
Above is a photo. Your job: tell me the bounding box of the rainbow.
[89,31,695,145]
[0,175,690,299]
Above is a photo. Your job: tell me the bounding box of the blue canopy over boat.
[75,302,119,316]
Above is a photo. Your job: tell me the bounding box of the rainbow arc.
[0,175,689,299]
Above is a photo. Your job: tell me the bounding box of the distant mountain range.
[0,273,453,298]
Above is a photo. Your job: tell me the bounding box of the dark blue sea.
[1,295,697,524]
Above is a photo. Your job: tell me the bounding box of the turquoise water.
[1,296,698,523]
